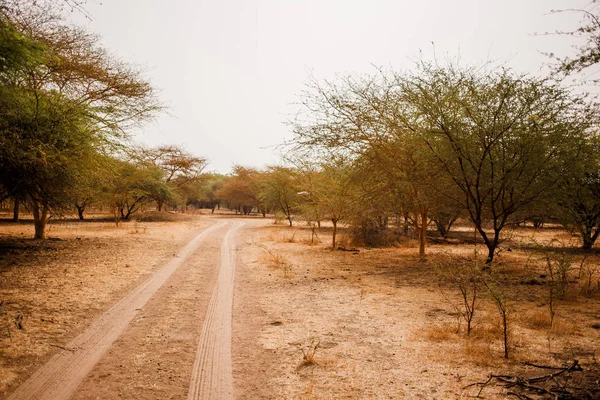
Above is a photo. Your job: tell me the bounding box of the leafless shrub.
[436,256,483,336]
[579,262,600,297]
[483,279,512,359]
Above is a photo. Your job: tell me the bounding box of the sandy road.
[7,219,246,400]
[188,221,244,400]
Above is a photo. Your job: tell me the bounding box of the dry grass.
[523,309,553,330]
[297,337,321,370]
[423,324,457,341]
[256,244,293,278]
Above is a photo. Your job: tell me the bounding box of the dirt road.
[7,219,246,400]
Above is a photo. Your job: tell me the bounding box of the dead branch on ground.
[464,360,600,399]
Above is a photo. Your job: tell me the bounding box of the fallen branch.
[464,360,599,399]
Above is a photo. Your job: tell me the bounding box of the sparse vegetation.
[2,1,600,399]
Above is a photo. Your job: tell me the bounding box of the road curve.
[188,221,244,400]
[8,220,228,400]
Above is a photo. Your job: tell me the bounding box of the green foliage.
[552,138,600,249]
[260,166,301,226]
[293,63,596,258]
[0,86,97,209]
[0,15,45,77]
[0,3,160,237]
[217,166,264,214]
[101,158,165,220]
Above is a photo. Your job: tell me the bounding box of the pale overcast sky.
[72,0,586,173]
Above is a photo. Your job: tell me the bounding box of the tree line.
[2,1,599,262]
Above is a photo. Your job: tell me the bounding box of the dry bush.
[579,262,600,297]
[462,339,495,367]
[299,235,322,245]
[256,243,293,278]
[435,256,483,336]
[127,221,148,234]
[281,232,296,243]
[550,317,580,336]
[131,211,188,222]
[485,282,513,359]
[350,220,401,247]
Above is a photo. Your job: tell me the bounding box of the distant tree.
[299,159,357,249]
[260,166,301,226]
[217,166,265,215]
[102,158,164,221]
[188,173,225,212]
[72,153,110,220]
[134,145,207,211]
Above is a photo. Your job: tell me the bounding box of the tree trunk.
[580,224,600,250]
[76,205,85,220]
[157,200,163,212]
[32,200,48,240]
[332,219,338,250]
[418,207,428,259]
[485,231,501,264]
[403,212,410,234]
[12,197,19,222]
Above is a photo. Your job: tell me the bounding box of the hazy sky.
[72,0,586,173]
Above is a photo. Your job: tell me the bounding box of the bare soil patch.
[233,223,600,399]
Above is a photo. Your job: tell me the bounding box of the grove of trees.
[2,0,599,261]
[0,1,209,237]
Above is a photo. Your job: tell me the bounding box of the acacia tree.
[217,166,265,215]
[297,158,357,250]
[397,64,595,263]
[0,87,97,236]
[101,158,163,221]
[293,65,595,263]
[260,166,301,226]
[553,138,600,249]
[292,73,454,257]
[0,5,159,238]
[134,145,207,211]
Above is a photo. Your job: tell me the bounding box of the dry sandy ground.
[0,213,212,397]
[1,214,599,399]
[233,223,600,399]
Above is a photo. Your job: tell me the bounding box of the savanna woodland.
[1,1,600,399]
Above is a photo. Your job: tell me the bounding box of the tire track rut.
[188,221,244,400]
[8,220,227,400]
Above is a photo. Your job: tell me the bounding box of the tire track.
[188,221,244,400]
[8,220,228,400]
